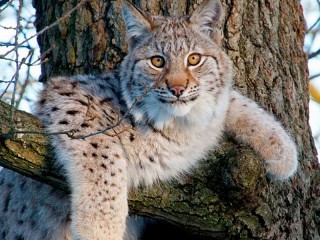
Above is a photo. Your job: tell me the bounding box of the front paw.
[264,140,298,180]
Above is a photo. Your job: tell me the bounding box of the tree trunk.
[0,0,319,239]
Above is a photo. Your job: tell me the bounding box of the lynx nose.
[170,85,185,97]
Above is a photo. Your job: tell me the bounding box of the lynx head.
[120,0,232,130]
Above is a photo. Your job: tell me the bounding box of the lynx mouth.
[158,96,198,104]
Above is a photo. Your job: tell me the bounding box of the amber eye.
[187,53,201,66]
[151,56,165,68]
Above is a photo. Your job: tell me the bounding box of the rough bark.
[0,0,319,239]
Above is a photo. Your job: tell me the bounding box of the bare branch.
[15,51,35,109]
[0,56,37,66]
[9,0,24,126]
[12,128,78,138]
[307,17,320,33]
[30,44,56,65]
[0,51,32,99]
[0,80,13,83]
[0,0,14,14]
[310,73,320,81]
[309,48,320,59]
[0,0,88,58]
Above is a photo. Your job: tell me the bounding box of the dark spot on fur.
[3,193,11,212]
[39,99,46,105]
[129,133,135,142]
[78,80,88,85]
[2,231,7,239]
[91,143,98,149]
[99,97,113,104]
[243,104,247,107]
[89,168,94,173]
[231,97,236,101]
[15,235,24,240]
[59,120,69,125]
[30,220,36,229]
[66,110,80,115]
[59,92,73,97]
[92,153,98,157]
[52,106,59,111]
[104,180,108,185]
[71,81,78,88]
[114,153,120,158]
[111,172,116,176]
[81,123,90,128]
[149,156,155,162]
[21,205,27,214]
[19,180,26,190]
[139,160,144,169]
[83,152,87,157]
[76,99,89,106]
[17,220,24,225]
[102,154,108,159]
[101,163,107,169]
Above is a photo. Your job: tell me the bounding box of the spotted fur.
[0,0,297,239]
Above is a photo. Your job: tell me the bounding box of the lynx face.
[121,1,232,129]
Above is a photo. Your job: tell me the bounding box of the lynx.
[0,0,297,239]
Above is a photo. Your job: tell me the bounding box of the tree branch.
[0,99,269,238]
[309,48,320,59]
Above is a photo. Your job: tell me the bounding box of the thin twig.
[0,80,13,83]
[0,53,31,101]
[309,48,320,59]
[7,128,79,138]
[2,58,34,67]
[31,44,56,65]
[15,51,34,109]
[0,25,17,30]
[72,100,138,140]
[0,54,39,67]
[0,0,14,14]
[0,74,16,100]
[307,17,320,33]
[306,33,316,54]
[310,73,320,81]
[9,0,23,126]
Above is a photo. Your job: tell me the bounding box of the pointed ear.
[189,0,224,36]
[122,0,152,49]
